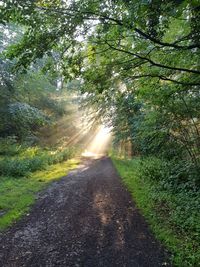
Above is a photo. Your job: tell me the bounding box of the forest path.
[0,157,171,267]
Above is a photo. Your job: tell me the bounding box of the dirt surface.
[0,157,171,267]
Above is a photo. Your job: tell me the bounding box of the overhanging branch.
[105,41,200,75]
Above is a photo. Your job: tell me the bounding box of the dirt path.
[0,157,171,267]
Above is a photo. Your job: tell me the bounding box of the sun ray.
[82,126,112,158]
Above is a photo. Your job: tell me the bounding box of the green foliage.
[112,156,200,267]
[1,1,200,167]
[138,157,200,189]
[138,157,169,181]
[49,148,76,165]
[0,24,68,140]
[0,138,77,177]
[7,102,49,137]
[0,158,30,177]
[0,136,21,156]
[0,158,79,230]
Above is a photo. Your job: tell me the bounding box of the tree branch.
[129,74,200,86]
[105,41,200,75]
[134,28,200,50]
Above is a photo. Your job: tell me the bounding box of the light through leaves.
[82,126,112,158]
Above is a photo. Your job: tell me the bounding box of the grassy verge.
[112,156,200,267]
[0,158,79,231]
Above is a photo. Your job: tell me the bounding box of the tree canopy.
[1,0,200,176]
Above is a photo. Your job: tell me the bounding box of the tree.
[0,23,66,139]
[1,0,200,163]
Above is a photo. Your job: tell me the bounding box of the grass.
[112,156,200,267]
[0,158,79,231]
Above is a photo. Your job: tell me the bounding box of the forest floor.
[0,156,171,267]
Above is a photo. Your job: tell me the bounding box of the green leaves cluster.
[1,0,200,178]
[0,23,68,140]
[0,140,76,177]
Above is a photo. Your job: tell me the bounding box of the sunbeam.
[82,125,112,158]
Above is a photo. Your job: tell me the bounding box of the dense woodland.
[0,1,200,266]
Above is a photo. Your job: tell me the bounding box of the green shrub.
[28,156,48,172]
[0,158,30,176]
[0,137,22,156]
[138,156,200,190]
[0,146,76,177]
[139,157,169,181]
[135,156,200,236]
[0,155,50,177]
[50,148,75,164]
[8,102,49,138]
[168,160,200,190]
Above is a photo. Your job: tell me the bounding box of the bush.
[0,146,76,177]
[0,136,22,156]
[50,148,75,164]
[28,156,48,172]
[7,102,49,138]
[137,156,200,244]
[168,160,200,190]
[138,156,200,190]
[0,155,50,177]
[138,157,169,181]
[0,158,30,176]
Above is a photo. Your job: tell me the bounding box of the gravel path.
[0,157,171,267]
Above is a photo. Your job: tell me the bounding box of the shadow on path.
[0,157,171,267]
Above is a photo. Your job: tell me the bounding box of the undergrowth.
[0,138,79,230]
[112,156,200,267]
[0,142,77,177]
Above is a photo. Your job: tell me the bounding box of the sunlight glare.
[82,126,112,158]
